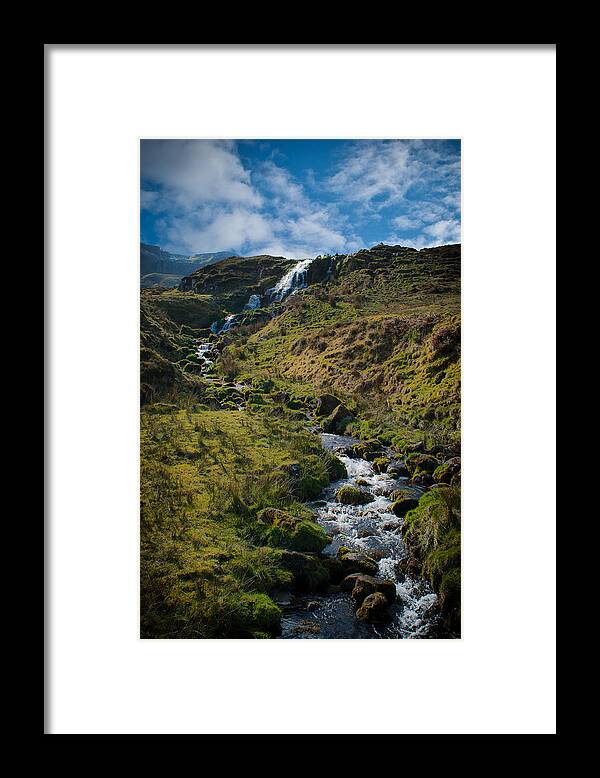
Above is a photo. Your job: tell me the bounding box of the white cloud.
[142,140,458,258]
[141,140,262,210]
[422,218,461,244]
[326,140,461,217]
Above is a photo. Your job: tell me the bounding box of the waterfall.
[244,293,262,310]
[269,258,313,303]
[210,258,314,335]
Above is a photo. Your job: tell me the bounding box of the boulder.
[336,484,375,506]
[391,496,419,517]
[405,452,439,474]
[322,403,354,434]
[279,551,330,592]
[387,460,410,477]
[338,550,379,576]
[410,472,434,487]
[372,456,391,474]
[348,574,397,606]
[356,592,392,624]
[320,556,344,583]
[315,394,345,417]
[324,452,348,482]
[352,440,385,462]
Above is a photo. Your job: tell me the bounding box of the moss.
[433,463,452,483]
[278,550,330,592]
[439,568,461,632]
[405,452,439,474]
[402,487,461,633]
[372,456,391,473]
[352,440,384,461]
[233,592,282,636]
[254,516,329,553]
[391,496,419,517]
[336,484,374,506]
[323,451,348,482]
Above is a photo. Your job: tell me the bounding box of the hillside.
[140,243,237,287]
[140,243,461,639]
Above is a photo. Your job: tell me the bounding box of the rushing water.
[280,433,445,639]
[269,258,313,303]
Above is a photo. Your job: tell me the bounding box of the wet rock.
[340,573,364,591]
[391,496,419,517]
[372,456,391,474]
[356,592,392,624]
[336,484,375,506]
[410,471,434,487]
[352,439,385,462]
[322,403,354,434]
[356,528,376,538]
[338,550,379,576]
[315,394,345,417]
[291,620,321,635]
[382,520,402,532]
[387,460,410,477]
[306,601,320,612]
[270,589,293,607]
[279,551,330,592]
[350,575,397,606]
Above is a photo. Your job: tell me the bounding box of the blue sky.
[141,139,461,258]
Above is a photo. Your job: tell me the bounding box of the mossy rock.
[320,556,344,583]
[315,394,345,417]
[255,509,329,553]
[348,574,397,606]
[439,568,461,633]
[391,496,419,517]
[410,471,434,487]
[387,460,410,477]
[372,456,391,474]
[356,592,392,624]
[235,593,282,637]
[338,549,379,576]
[405,452,439,474]
[352,439,385,462]
[336,484,375,506]
[324,452,348,482]
[278,551,330,592]
[321,403,354,434]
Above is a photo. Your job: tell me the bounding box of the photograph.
[140,139,461,639]
[46,44,555,735]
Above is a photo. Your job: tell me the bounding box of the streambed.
[279,433,444,639]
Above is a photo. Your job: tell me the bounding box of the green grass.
[140,404,344,638]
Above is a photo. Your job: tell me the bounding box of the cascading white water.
[244,294,262,310]
[280,432,444,640]
[269,258,313,303]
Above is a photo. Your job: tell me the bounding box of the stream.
[192,258,446,638]
[279,433,445,639]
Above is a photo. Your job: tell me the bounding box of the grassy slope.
[140,244,462,637]
[225,245,461,444]
[141,403,338,638]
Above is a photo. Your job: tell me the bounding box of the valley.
[140,242,461,639]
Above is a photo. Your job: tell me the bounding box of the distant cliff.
[140,243,237,286]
